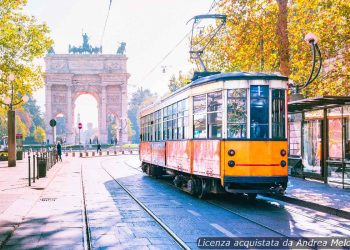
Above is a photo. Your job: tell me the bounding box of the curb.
[266,194,350,220]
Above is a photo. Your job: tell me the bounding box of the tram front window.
[250,85,269,139]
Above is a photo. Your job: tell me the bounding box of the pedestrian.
[57,141,62,162]
[97,143,101,153]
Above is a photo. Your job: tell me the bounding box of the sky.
[25,0,214,128]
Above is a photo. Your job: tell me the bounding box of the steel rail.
[120,157,350,249]
[101,163,191,250]
[123,158,350,231]
[81,165,92,250]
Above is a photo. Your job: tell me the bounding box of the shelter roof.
[288,96,350,113]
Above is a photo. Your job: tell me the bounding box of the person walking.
[57,141,62,162]
[97,143,101,153]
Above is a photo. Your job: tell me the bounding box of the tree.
[202,0,350,97]
[33,126,46,143]
[23,96,45,133]
[16,115,27,138]
[168,71,192,93]
[0,0,53,113]
[128,88,157,143]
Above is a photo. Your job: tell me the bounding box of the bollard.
[73,152,75,157]
[122,151,124,154]
[107,151,109,155]
[130,151,133,154]
[36,153,39,179]
[85,152,88,157]
[92,152,95,156]
[80,152,83,157]
[65,152,68,157]
[114,150,116,155]
[28,155,31,187]
[33,154,36,183]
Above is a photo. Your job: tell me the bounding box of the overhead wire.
[100,0,113,49]
[137,0,219,86]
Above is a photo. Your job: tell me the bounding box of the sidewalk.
[272,176,350,219]
[0,155,80,248]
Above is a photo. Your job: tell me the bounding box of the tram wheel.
[146,165,152,176]
[197,179,208,199]
[247,193,257,200]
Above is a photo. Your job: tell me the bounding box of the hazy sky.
[25,0,214,127]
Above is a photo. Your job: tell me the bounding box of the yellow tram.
[139,72,288,198]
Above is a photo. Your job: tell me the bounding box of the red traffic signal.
[78,122,82,129]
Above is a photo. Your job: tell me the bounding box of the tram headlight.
[228,149,235,156]
[228,160,235,167]
[280,149,287,156]
[280,160,287,167]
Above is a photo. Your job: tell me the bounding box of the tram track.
[100,160,191,250]
[81,165,92,250]
[120,157,350,237]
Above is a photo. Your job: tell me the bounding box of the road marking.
[187,209,201,217]
[210,223,236,237]
[170,200,181,206]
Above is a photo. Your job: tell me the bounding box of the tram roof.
[189,72,288,87]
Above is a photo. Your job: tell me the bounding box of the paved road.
[2,154,350,249]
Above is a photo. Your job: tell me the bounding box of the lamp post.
[289,32,322,101]
[1,72,28,167]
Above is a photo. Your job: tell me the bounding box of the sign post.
[78,122,82,145]
[49,119,57,146]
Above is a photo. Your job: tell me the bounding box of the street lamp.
[0,72,28,167]
[289,32,322,99]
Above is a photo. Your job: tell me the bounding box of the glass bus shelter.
[288,96,350,189]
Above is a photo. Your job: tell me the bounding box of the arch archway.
[44,54,130,144]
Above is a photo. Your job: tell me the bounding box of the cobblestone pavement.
[1,154,350,250]
[1,157,84,249]
[99,155,350,249]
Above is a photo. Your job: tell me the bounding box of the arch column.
[100,86,108,143]
[66,85,75,144]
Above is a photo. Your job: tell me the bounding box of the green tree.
[128,88,157,143]
[203,0,350,97]
[33,126,46,143]
[0,0,53,113]
[23,96,45,133]
[16,115,27,138]
[168,71,192,93]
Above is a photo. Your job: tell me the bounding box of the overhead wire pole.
[137,0,220,86]
[100,0,113,50]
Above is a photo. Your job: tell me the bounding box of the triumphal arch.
[44,35,130,144]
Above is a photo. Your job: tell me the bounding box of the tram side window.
[149,113,154,141]
[172,103,178,140]
[177,99,188,139]
[140,117,144,141]
[272,89,286,139]
[163,107,168,140]
[227,89,247,138]
[156,110,161,141]
[167,106,173,140]
[193,94,207,138]
[207,91,222,138]
[250,85,269,139]
[144,115,148,141]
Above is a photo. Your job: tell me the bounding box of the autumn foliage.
[201,0,350,97]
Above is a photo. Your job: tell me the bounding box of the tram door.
[302,119,323,175]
